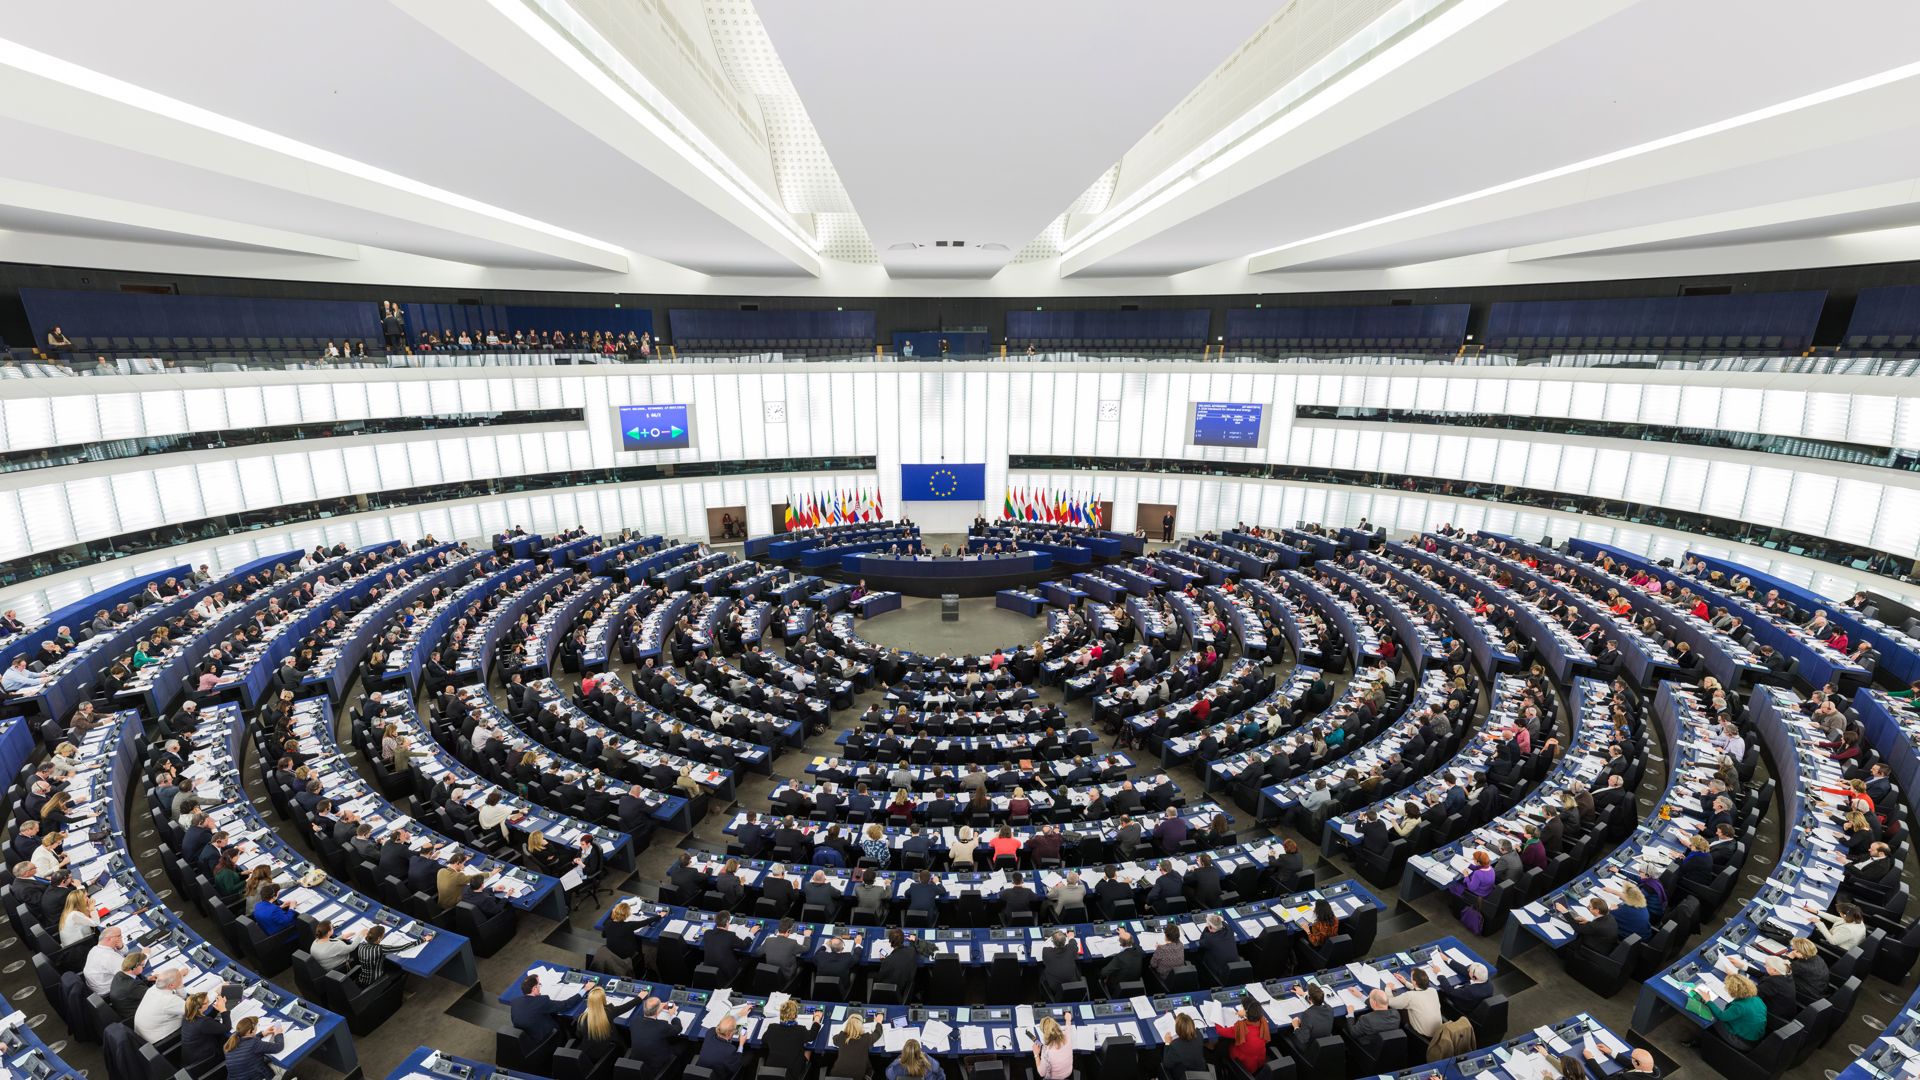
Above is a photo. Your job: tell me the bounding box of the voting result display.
[1190,401,1266,448]
[616,403,692,451]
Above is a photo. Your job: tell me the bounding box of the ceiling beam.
[393,0,823,278]
[0,37,631,273]
[0,177,363,259]
[1505,178,1920,262]
[1058,0,1637,277]
[1250,60,1920,273]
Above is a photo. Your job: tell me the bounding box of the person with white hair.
[134,967,189,1043]
[1440,961,1495,1015]
[1194,912,1240,978]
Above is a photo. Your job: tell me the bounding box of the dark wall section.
[3,258,1920,352]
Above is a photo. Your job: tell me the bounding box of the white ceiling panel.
[757,0,1272,277]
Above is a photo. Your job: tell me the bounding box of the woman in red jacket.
[1214,990,1271,1074]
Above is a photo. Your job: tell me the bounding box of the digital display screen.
[1192,402,1264,447]
[617,404,691,451]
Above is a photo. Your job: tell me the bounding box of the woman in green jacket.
[1705,972,1766,1047]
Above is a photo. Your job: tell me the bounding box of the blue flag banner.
[900,463,987,501]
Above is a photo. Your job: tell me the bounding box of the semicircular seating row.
[1,521,1907,1080]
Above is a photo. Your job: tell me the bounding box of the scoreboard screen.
[617,404,691,451]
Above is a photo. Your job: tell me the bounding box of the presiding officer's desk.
[1628,685,1852,1034]
[194,702,477,983]
[504,932,1485,1063]
[843,550,1054,598]
[68,714,353,1071]
[1499,681,1715,956]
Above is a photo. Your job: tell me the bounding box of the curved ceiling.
[0,0,1916,297]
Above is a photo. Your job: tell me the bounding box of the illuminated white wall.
[1010,468,1920,609]
[0,470,872,620]
[6,361,1920,613]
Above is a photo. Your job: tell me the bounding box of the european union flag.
[900,463,987,501]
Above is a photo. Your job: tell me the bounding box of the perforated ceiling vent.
[705,0,878,263]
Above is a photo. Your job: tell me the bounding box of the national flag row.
[1002,487,1105,527]
[784,489,884,529]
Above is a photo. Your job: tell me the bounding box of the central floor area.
[851,595,1048,655]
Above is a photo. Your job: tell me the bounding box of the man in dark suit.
[667,853,711,899]
[903,869,946,915]
[1287,983,1336,1044]
[1846,841,1895,889]
[874,928,918,1000]
[1000,871,1038,918]
[796,870,837,913]
[1093,865,1132,916]
[1144,861,1185,913]
[628,997,683,1074]
[1185,852,1224,908]
[702,912,748,983]
[509,974,572,1055]
[1439,963,1494,1016]
[1152,808,1188,855]
[1099,928,1145,993]
[1038,930,1082,998]
[1192,913,1241,979]
[810,934,861,985]
[1557,896,1619,954]
[378,832,414,880]
[1346,990,1403,1054]
[734,812,767,859]
[1358,812,1392,855]
[108,953,149,1022]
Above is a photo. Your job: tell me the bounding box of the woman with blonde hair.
[764,997,823,1077]
[947,826,980,870]
[58,887,98,946]
[860,822,891,866]
[830,1011,882,1079]
[1032,1015,1074,1080]
[1701,971,1765,1048]
[886,1037,945,1080]
[574,985,636,1058]
[1613,882,1652,939]
[31,832,66,877]
[46,742,78,779]
[887,789,915,825]
[1007,786,1032,818]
